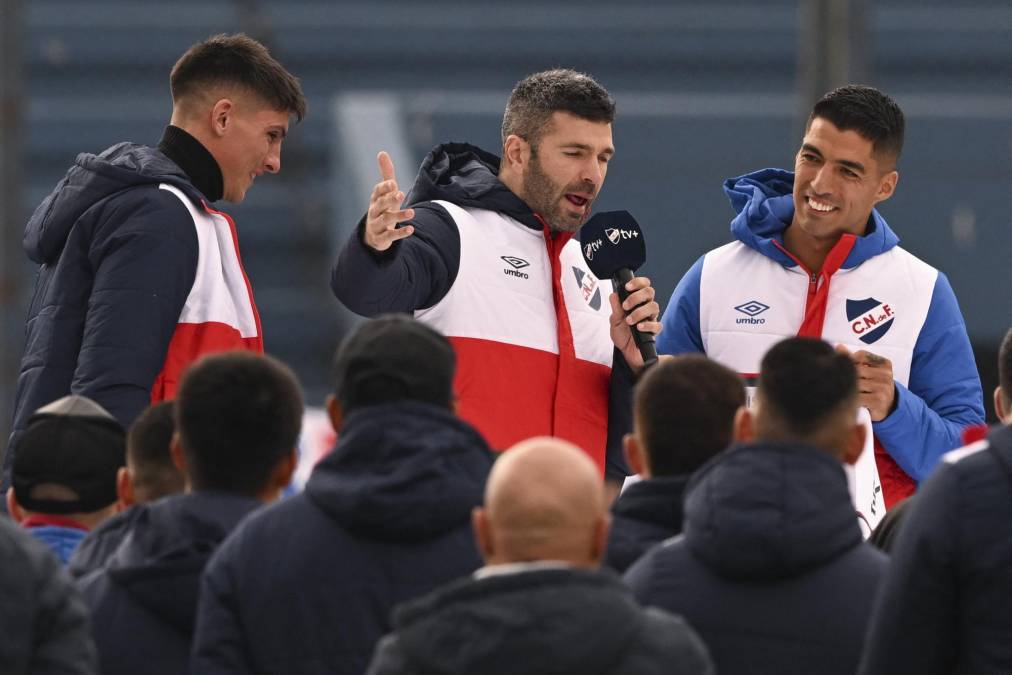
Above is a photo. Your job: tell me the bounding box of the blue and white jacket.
[658,169,984,505]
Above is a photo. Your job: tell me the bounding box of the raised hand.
[363,151,416,252]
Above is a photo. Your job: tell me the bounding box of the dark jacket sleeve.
[365,634,416,675]
[606,349,635,481]
[858,462,960,675]
[330,203,461,316]
[191,539,255,674]
[71,190,198,428]
[0,520,98,674]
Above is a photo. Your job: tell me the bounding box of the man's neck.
[782,223,839,275]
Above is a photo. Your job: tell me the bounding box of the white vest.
[416,201,615,470]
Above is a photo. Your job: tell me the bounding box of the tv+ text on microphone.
[579,210,658,369]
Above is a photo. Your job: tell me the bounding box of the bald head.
[474,437,608,568]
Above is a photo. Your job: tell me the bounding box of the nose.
[810,164,832,195]
[263,146,281,174]
[580,157,604,189]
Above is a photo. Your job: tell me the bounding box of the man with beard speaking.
[331,70,660,496]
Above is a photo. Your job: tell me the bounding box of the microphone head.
[579,210,646,278]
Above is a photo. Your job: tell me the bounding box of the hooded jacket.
[0,516,98,675]
[76,492,260,675]
[192,402,494,675]
[604,474,690,573]
[860,424,1012,675]
[6,137,262,490]
[331,143,632,478]
[367,566,714,675]
[625,442,888,675]
[657,169,983,506]
[67,505,137,579]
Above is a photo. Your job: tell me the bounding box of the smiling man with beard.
[331,69,660,492]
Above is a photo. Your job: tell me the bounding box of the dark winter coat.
[367,566,714,675]
[604,474,690,572]
[860,424,1012,674]
[0,515,97,674]
[192,402,494,675]
[625,442,888,675]
[76,492,260,675]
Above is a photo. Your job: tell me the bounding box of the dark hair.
[333,315,456,414]
[809,85,904,163]
[1000,328,1012,405]
[635,355,745,476]
[126,402,184,503]
[758,338,858,435]
[501,68,615,148]
[170,33,306,121]
[176,352,303,497]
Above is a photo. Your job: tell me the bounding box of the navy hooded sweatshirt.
[192,402,494,675]
[625,442,888,675]
[76,491,261,675]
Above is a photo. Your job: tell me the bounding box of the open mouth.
[806,196,837,213]
[565,194,590,208]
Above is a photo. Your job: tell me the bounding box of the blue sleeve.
[657,255,705,355]
[72,191,198,429]
[330,203,461,316]
[858,466,959,675]
[872,272,985,481]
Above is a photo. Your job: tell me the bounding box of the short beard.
[521,150,588,233]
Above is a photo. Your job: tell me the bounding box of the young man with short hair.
[77,352,302,675]
[67,401,185,579]
[192,315,495,675]
[119,401,184,507]
[331,70,661,494]
[605,355,744,572]
[6,396,125,565]
[860,327,1012,674]
[658,85,983,507]
[626,337,888,675]
[367,437,713,675]
[5,33,306,492]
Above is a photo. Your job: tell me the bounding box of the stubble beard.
[521,154,591,234]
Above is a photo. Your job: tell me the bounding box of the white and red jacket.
[658,168,984,507]
[8,139,262,488]
[332,143,632,477]
[151,185,263,401]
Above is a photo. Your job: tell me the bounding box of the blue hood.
[684,441,863,582]
[23,143,200,264]
[723,168,900,270]
[305,402,494,542]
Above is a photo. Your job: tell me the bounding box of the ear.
[472,507,495,561]
[169,433,191,492]
[732,406,755,443]
[994,385,1007,422]
[272,448,299,495]
[325,394,344,433]
[842,420,867,466]
[873,170,899,205]
[589,513,611,566]
[6,488,24,523]
[623,433,648,478]
[210,98,235,138]
[116,466,135,509]
[502,134,531,173]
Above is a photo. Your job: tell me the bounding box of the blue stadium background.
[5,0,1010,425]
